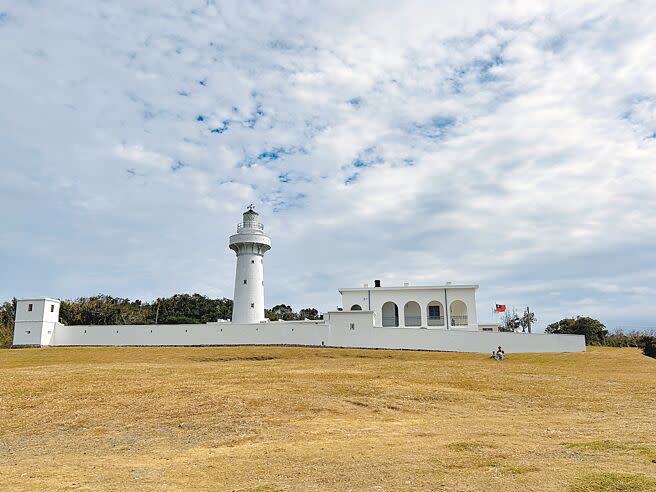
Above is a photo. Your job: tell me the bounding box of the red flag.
[495,304,506,312]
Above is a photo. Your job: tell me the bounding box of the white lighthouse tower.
[229,205,272,323]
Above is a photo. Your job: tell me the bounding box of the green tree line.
[546,316,655,359]
[0,294,322,347]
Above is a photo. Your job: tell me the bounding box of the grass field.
[1,346,655,491]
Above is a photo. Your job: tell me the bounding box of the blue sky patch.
[409,116,456,140]
[210,120,230,134]
[258,147,294,162]
[348,97,362,107]
[351,147,384,169]
[258,151,280,161]
[245,104,265,128]
[171,161,185,171]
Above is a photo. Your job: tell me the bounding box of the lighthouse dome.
[240,205,262,231]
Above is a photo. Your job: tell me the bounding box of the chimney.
[374,279,381,288]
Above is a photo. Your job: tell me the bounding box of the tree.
[546,316,607,345]
[58,294,233,325]
[519,308,536,333]
[268,304,296,321]
[643,337,656,359]
[266,305,322,321]
[0,299,17,347]
[499,309,520,332]
[298,308,320,320]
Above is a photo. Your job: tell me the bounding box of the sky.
[1,0,655,331]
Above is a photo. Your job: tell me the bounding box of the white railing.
[450,315,468,326]
[428,316,445,326]
[237,222,264,231]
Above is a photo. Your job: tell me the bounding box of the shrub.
[546,316,607,345]
[643,337,656,359]
[0,323,13,348]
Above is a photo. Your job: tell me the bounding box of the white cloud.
[115,144,172,170]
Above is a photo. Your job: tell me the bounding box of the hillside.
[1,346,655,491]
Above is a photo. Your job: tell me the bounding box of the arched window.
[449,300,468,326]
[350,304,362,311]
[404,301,421,327]
[427,301,444,326]
[381,301,399,327]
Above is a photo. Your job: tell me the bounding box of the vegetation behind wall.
[546,315,656,359]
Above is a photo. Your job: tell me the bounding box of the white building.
[340,282,478,330]
[11,298,60,346]
[12,208,585,353]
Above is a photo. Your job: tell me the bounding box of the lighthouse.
[229,206,272,323]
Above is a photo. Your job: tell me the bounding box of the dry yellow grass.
[1,346,655,491]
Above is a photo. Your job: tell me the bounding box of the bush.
[604,330,653,348]
[545,316,607,345]
[643,337,656,359]
[603,330,656,359]
[0,323,13,348]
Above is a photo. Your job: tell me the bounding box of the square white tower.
[12,298,61,346]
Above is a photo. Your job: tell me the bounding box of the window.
[243,279,247,284]
[251,260,255,264]
[28,304,33,312]
[349,323,355,330]
[428,305,441,318]
[51,305,54,312]
[25,330,31,334]
[251,303,255,308]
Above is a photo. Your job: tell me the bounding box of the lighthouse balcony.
[237,222,264,231]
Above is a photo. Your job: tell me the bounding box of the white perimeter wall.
[45,311,585,353]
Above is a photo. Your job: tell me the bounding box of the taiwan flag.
[495,304,506,312]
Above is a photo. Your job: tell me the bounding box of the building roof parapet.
[16,297,61,302]
[338,284,478,293]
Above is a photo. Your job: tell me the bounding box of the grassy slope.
[0,346,655,491]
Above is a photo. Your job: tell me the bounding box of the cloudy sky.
[1,1,655,331]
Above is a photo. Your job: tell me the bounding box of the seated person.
[496,346,505,360]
